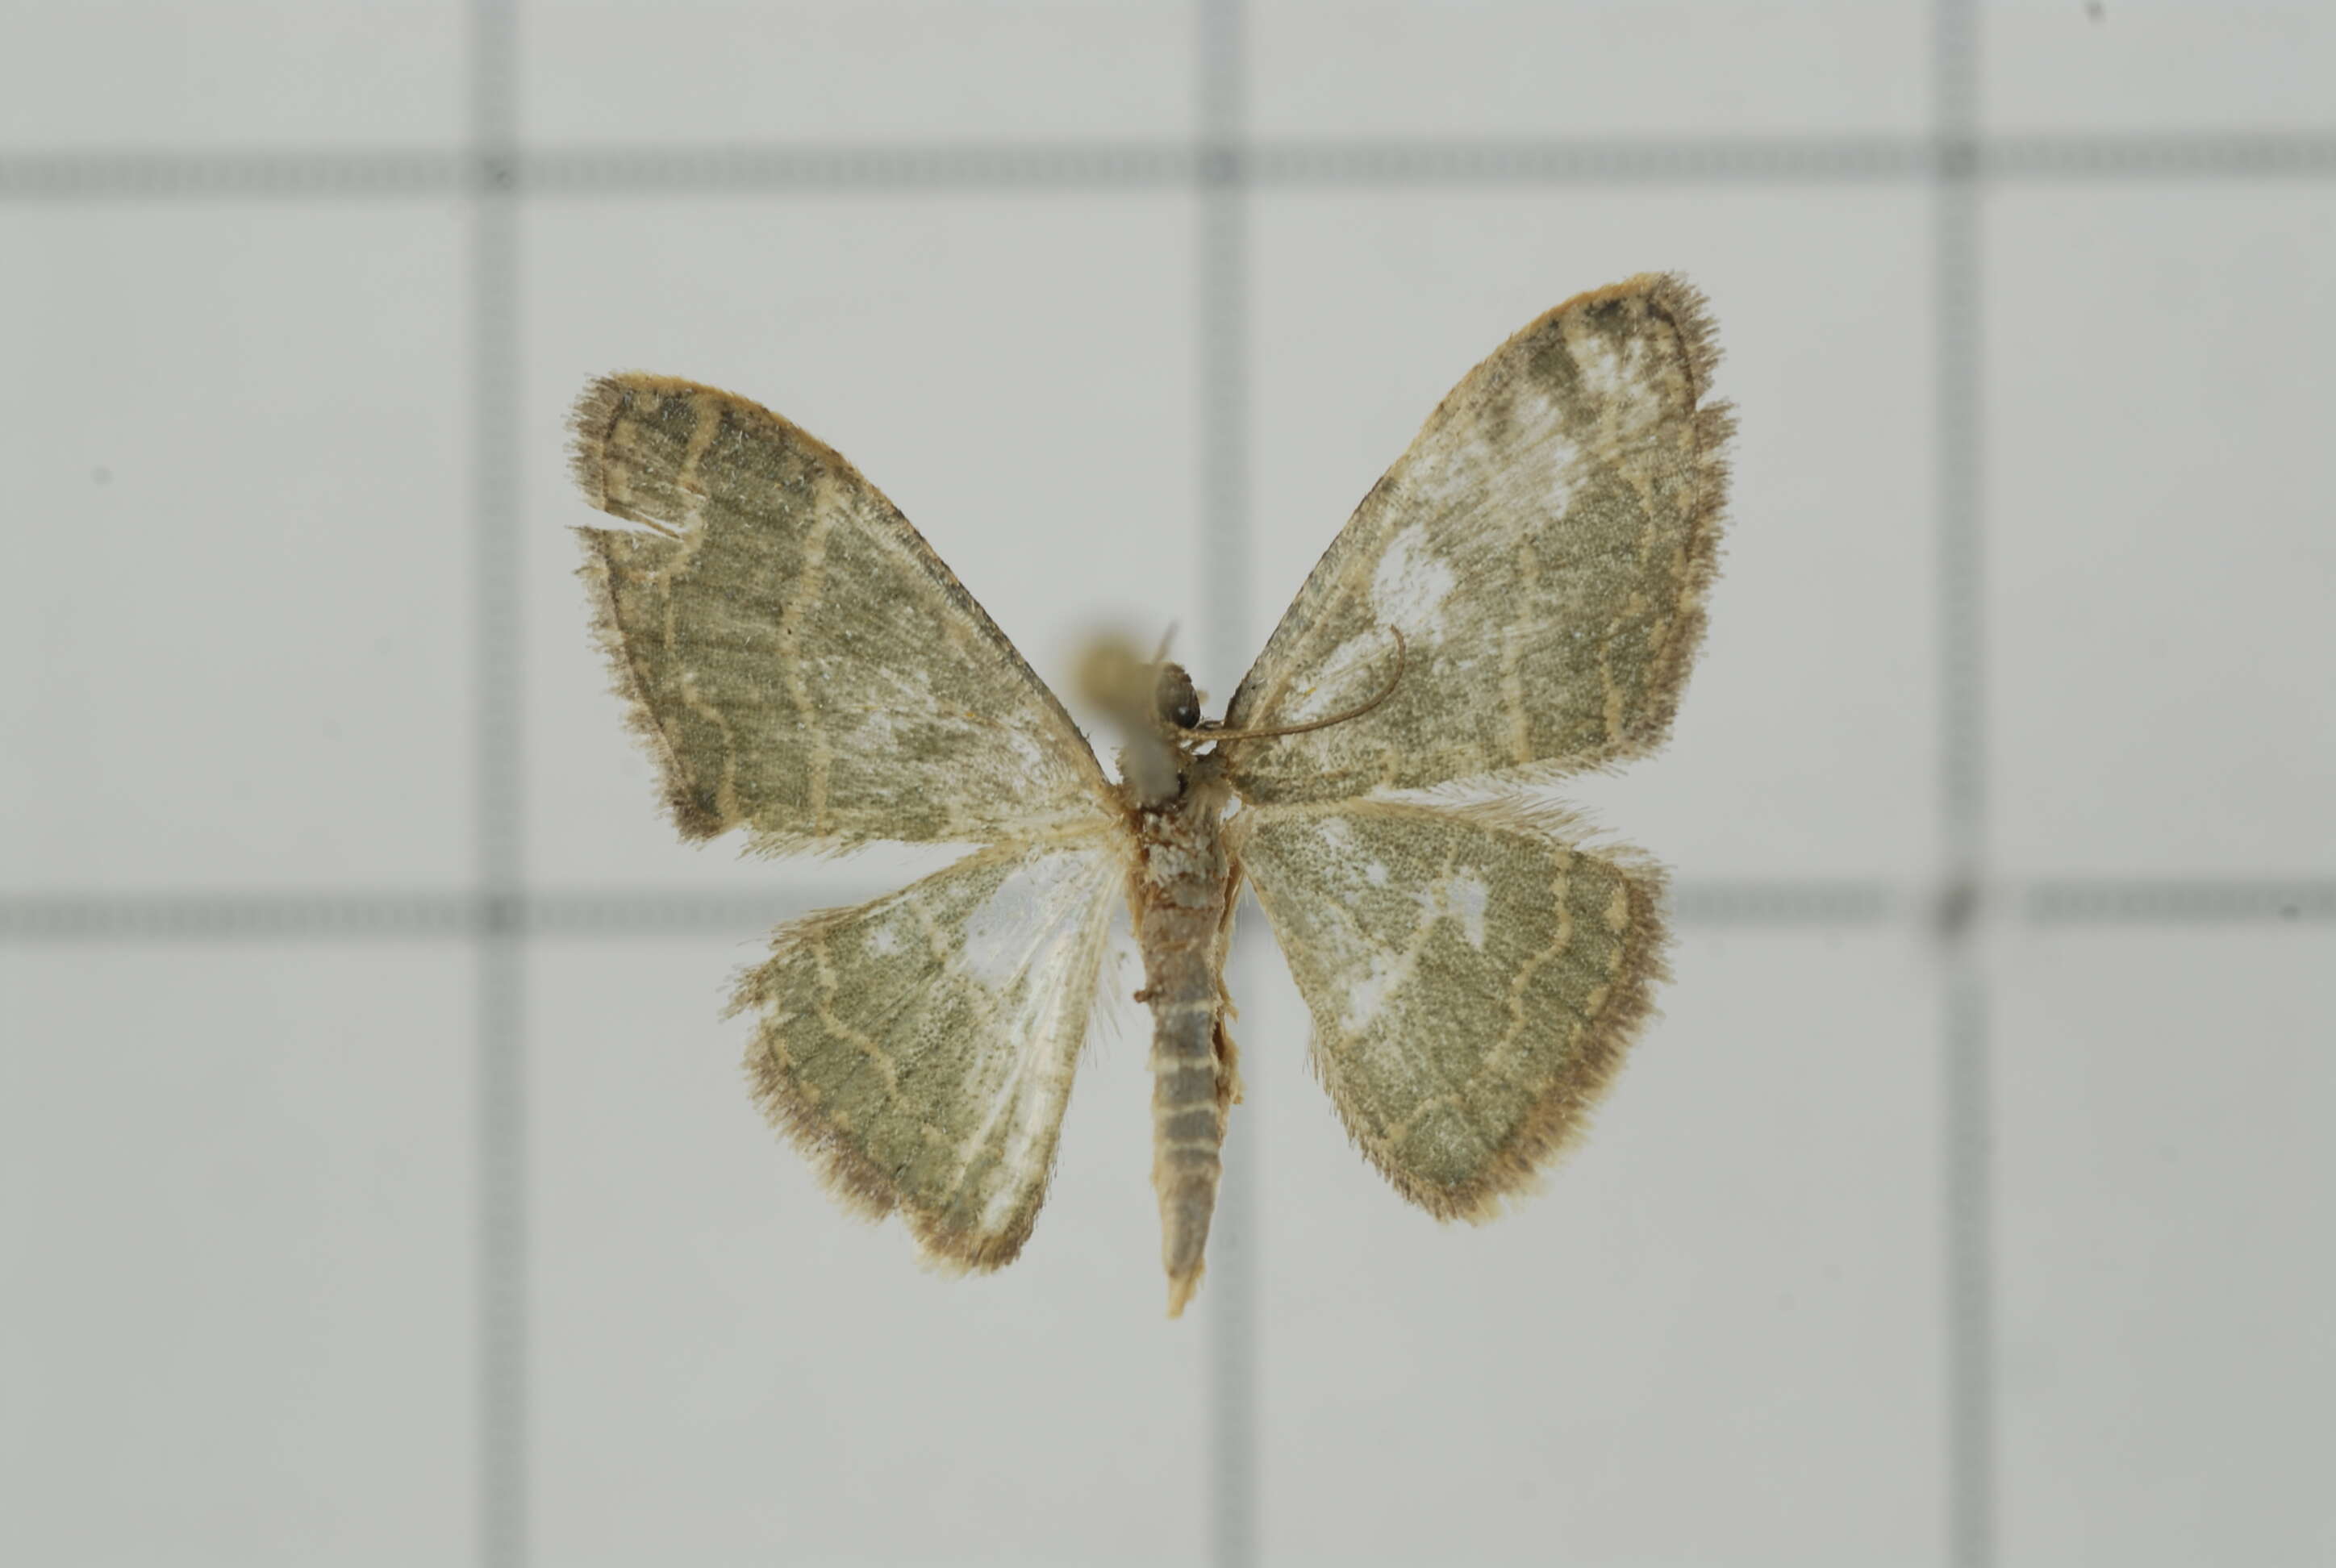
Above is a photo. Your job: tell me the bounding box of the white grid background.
[3,3,2332,1566]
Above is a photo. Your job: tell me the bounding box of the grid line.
[3,131,2331,201]
[1941,958,1996,1568]
[1932,3,1994,1565]
[468,2,527,1566]
[2025,879,2336,924]
[12,879,2329,943]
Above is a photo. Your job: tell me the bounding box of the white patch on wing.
[942,841,1120,1233]
[1370,530,1458,636]
[1005,726,1050,778]
[867,924,902,957]
[1565,322,1637,403]
[1329,861,1495,1032]
[1471,376,1589,520]
[958,844,1109,990]
[974,936,1100,1232]
[1445,869,1490,949]
[1342,954,1400,1032]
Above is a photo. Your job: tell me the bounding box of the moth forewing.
[569,373,1122,856]
[1220,273,1733,806]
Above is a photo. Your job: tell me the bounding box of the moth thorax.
[1153,662,1201,732]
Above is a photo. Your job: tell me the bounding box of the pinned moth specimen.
[568,273,1732,1316]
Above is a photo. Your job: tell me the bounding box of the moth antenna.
[1196,626,1407,744]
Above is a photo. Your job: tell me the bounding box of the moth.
[568,273,1731,1316]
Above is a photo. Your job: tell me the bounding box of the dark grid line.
[2025,879,2336,924]
[0,149,467,198]
[4,131,2332,201]
[0,893,479,940]
[531,142,1198,194]
[8,878,2326,943]
[469,3,527,1567]
[1196,6,1258,1566]
[1933,3,1994,1566]
[1941,959,1995,1568]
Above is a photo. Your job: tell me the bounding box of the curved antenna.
[1191,626,1408,744]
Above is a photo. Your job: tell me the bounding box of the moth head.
[1152,662,1202,732]
[1076,632,1203,737]
[1074,630,1206,805]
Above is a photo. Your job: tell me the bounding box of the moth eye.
[1153,663,1202,732]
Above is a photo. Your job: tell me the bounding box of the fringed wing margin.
[1233,794,1666,1219]
[569,373,1119,853]
[728,833,1126,1270]
[1224,274,1733,806]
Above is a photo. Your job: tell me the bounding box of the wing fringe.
[726,845,1123,1274]
[1574,273,1737,767]
[1408,851,1666,1225]
[1236,794,1670,1224]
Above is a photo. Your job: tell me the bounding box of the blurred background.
[3,2,2330,1565]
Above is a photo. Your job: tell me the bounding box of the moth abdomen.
[1128,767,1240,1318]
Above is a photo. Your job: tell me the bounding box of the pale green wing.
[1231,798,1665,1218]
[571,373,1119,853]
[732,833,1128,1270]
[1221,274,1732,805]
